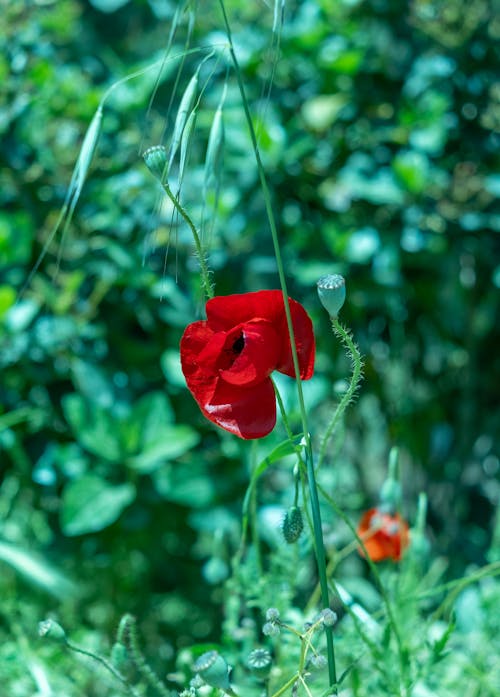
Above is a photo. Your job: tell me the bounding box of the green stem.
[316,484,408,694]
[317,319,363,471]
[121,614,171,697]
[219,2,337,689]
[249,441,263,576]
[66,641,140,697]
[161,180,214,300]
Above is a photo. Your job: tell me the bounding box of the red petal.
[219,320,280,387]
[206,291,315,380]
[203,378,277,439]
[180,320,219,407]
[180,319,277,439]
[357,509,409,562]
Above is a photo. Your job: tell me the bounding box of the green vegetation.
[1,1,498,695]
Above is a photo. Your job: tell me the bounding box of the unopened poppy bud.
[317,274,346,318]
[110,642,128,669]
[143,145,169,182]
[247,648,272,679]
[38,619,67,643]
[193,650,231,691]
[380,478,402,511]
[282,506,304,544]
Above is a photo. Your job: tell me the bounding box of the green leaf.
[132,391,175,447]
[127,425,200,473]
[71,359,115,409]
[60,474,135,536]
[153,462,215,507]
[62,393,122,462]
[242,435,303,515]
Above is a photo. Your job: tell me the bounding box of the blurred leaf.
[0,286,16,319]
[127,425,200,473]
[62,393,123,462]
[88,0,131,12]
[301,95,348,131]
[71,359,115,409]
[60,474,135,536]
[0,541,76,597]
[153,462,215,507]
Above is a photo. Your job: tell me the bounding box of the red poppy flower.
[357,507,409,562]
[180,290,315,439]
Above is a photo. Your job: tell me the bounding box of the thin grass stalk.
[218,1,337,690]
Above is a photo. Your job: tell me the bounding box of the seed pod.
[317,274,346,318]
[282,506,304,544]
[143,145,168,182]
[193,650,231,691]
[38,619,67,643]
[247,648,272,679]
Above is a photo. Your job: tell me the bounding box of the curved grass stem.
[160,180,214,300]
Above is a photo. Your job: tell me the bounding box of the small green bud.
[320,608,338,627]
[193,650,231,691]
[265,608,280,622]
[309,653,327,670]
[110,642,128,669]
[380,477,402,511]
[317,274,346,318]
[38,619,67,643]
[282,506,304,544]
[262,622,280,637]
[247,648,272,679]
[143,145,169,182]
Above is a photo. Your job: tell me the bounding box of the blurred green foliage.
[0,0,499,695]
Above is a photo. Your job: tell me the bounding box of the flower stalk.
[218,1,337,689]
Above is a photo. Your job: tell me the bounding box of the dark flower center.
[232,333,244,355]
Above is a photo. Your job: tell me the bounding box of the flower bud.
[193,650,231,691]
[262,621,280,637]
[380,477,402,512]
[111,642,128,669]
[247,648,272,679]
[282,506,304,544]
[317,274,346,318]
[143,145,168,182]
[320,608,338,627]
[309,653,327,670]
[265,608,280,622]
[38,619,67,643]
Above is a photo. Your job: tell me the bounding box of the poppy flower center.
[232,333,245,355]
[218,319,281,388]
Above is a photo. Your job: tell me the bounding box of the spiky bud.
[282,506,304,544]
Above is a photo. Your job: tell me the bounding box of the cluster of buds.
[262,607,281,637]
